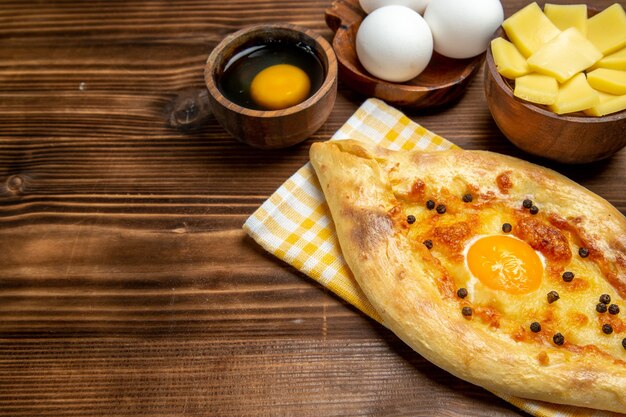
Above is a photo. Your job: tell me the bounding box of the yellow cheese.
[593,47,626,71]
[513,73,558,105]
[586,68,626,95]
[544,3,588,36]
[491,37,530,79]
[549,73,599,115]
[527,27,602,83]
[587,3,626,55]
[502,2,561,57]
[583,90,626,116]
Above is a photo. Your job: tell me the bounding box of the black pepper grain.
[553,333,565,346]
[622,338,626,350]
[522,199,533,209]
[423,239,433,250]
[407,214,416,224]
[596,303,608,313]
[529,205,539,215]
[502,223,512,233]
[602,324,613,334]
[457,288,468,299]
[609,304,620,315]
[426,200,435,210]
[462,193,473,203]
[462,306,473,317]
[530,322,541,333]
[579,247,590,258]
[599,294,611,305]
[547,290,560,304]
[562,271,574,282]
[436,204,446,214]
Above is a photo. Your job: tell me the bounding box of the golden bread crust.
[310,139,626,413]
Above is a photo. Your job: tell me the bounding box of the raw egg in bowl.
[205,24,338,149]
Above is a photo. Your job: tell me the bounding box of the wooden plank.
[0,0,623,416]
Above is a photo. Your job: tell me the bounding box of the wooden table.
[1,1,623,416]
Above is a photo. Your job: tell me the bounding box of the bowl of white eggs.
[325,0,504,109]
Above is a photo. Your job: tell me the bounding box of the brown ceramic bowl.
[325,0,484,109]
[204,24,337,149]
[484,21,626,164]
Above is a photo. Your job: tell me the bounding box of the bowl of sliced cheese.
[484,2,626,164]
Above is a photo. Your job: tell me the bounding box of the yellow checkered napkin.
[243,98,622,417]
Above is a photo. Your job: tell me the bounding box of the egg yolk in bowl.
[250,64,311,110]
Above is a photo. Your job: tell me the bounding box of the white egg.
[359,0,430,14]
[424,0,503,59]
[356,5,433,83]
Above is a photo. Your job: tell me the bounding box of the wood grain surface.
[0,1,624,416]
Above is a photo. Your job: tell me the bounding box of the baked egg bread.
[310,139,626,413]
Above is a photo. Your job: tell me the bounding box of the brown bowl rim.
[204,23,338,118]
[485,26,626,124]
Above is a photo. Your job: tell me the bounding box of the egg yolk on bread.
[466,235,544,294]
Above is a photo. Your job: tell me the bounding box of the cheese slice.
[527,27,602,83]
[587,3,626,55]
[583,89,626,116]
[594,47,626,70]
[549,73,599,115]
[502,2,561,57]
[544,3,587,36]
[491,37,530,79]
[587,68,626,95]
[513,73,558,105]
